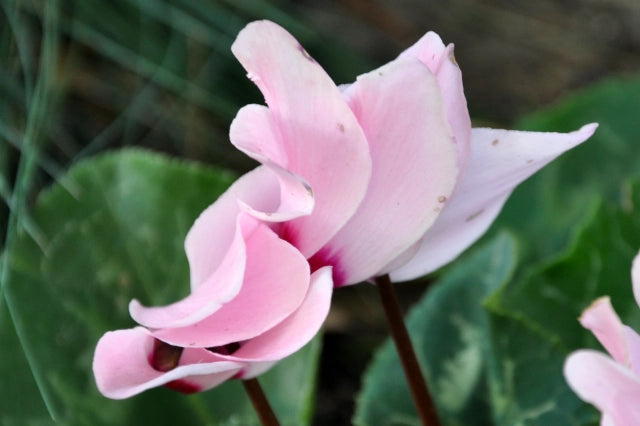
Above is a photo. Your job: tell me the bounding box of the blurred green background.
[2,1,640,424]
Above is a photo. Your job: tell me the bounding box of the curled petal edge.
[93,327,243,399]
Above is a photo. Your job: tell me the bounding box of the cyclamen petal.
[231,20,372,258]
[564,250,640,425]
[579,297,629,366]
[633,253,640,308]
[184,166,280,291]
[232,266,333,362]
[152,215,311,348]
[579,295,640,375]
[310,56,458,286]
[391,123,597,282]
[129,215,249,329]
[230,104,315,222]
[564,351,640,426]
[399,32,471,170]
[93,327,243,400]
[230,104,287,165]
[203,267,333,380]
[625,326,640,376]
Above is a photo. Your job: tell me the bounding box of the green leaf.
[355,180,640,425]
[497,76,640,260]
[484,313,598,426]
[0,297,53,425]
[2,149,321,425]
[488,179,640,351]
[484,180,640,426]
[475,78,640,424]
[356,75,640,426]
[354,233,518,426]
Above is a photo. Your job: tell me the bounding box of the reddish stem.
[242,378,280,426]
[375,274,441,426]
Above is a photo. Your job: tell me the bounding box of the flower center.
[149,340,242,373]
[207,342,241,355]
[150,339,183,372]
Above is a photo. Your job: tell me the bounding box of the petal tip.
[580,122,599,137]
[579,296,612,320]
[128,299,143,319]
[632,250,640,307]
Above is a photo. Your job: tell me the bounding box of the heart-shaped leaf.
[2,149,321,425]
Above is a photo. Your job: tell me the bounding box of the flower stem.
[375,274,440,426]
[242,378,280,426]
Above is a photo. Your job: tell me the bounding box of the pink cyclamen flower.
[564,253,640,425]
[94,213,333,398]
[227,20,597,285]
[94,20,597,399]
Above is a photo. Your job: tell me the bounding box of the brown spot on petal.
[151,339,184,372]
[465,210,485,222]
[298,45,315,62]
[449,49,459,66]
[338,123,345,132]
[527,159,534,164]
[434,207,441,213]
[207,342,241,355]
[438,196,447,203]
[492,139,499,146]
[303,181,313,197]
